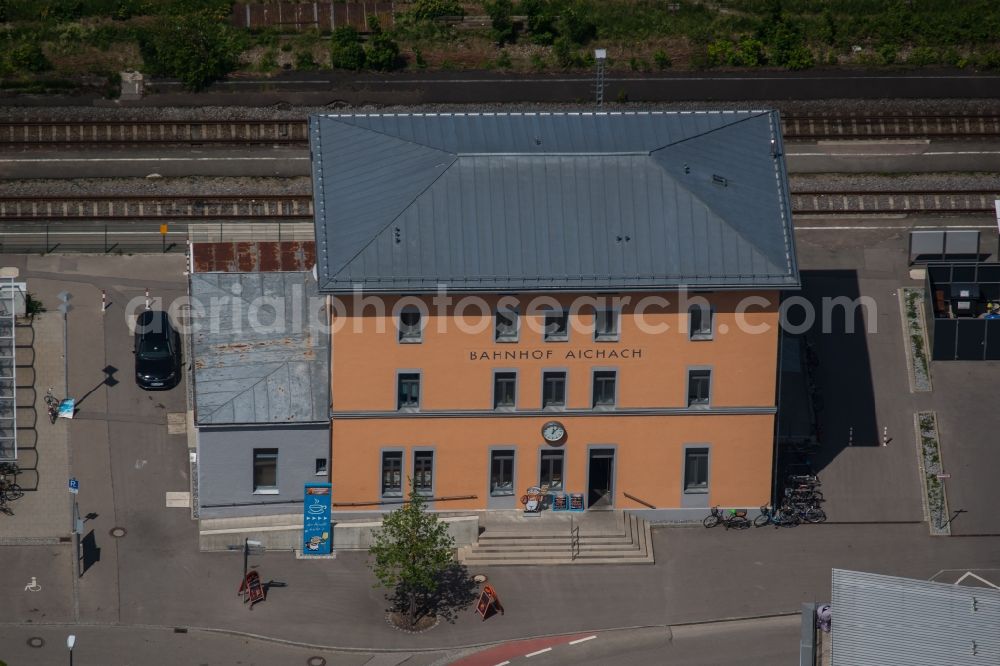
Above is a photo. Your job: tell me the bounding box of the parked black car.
[134,310,181,390]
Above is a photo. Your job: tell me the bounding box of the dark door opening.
[587,448,615,509]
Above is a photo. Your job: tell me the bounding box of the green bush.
[783,44,814,70]
[413,46,428,69]
[258,47,278,72]
[485,0,516,45]
[530,52,546,70]
[906,46,938,66]
[653,49,672,69]
[138,11,245,91]
[557,6,596,46]
[731,37,766,66]
[294,50,317,70]
[330,26,365,70]
[877,43,898,65]
[705,39,733,67]
[9,42,51,72]
[365,32,400,71]
[495,48,512,69]
[407,0,463,21]
[521,0,556,45]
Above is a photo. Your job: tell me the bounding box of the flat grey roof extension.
[191,271,329,426]
[310,111,799,293]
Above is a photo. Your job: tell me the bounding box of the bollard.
[145,288,150,310]
[101,289,107,313]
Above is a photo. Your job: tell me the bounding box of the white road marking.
[493,661,511,666]
[525,647,553,658]
[569,635,597,645]
[0,157,309,163]
[956,571,1000,589]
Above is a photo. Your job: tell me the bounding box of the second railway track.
[2,114,1000,146]
[0,191,997,222]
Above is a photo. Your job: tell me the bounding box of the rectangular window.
[540,450,564,490]
[493,371,517,410]
[397,373,420,410]
[687,369,711,407]
[413,451,434,496]
[542,371,567,409]
[684,448,709,492]
[495,308,518,342]
[592,370,617,408]
[594,310,619,341]
[398,307,422,343]
[252,448,278,493]
[689,305,713,340]
[490,450,515,496]
[543,310,569,342]
[381,451,403,497]
[315,458,328,475]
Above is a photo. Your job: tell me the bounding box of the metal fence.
[231,2,396,31]
[0,222,314,255]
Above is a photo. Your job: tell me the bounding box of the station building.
[310,111,799,518]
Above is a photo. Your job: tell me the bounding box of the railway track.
[1,114,999,146]
[790,190,1000,215]
[0,195,314,220]
[0,191,995,222]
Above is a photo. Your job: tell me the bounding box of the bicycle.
[0,461,19,477]
[781,501,826,524]
[754,504,799,528]
[703,506,751,530]
[0,480,23,502]
[783,487,824,502]
[44,387,60,424]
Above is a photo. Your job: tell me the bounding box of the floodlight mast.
[594,48,607,107]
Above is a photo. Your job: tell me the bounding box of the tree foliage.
[365,32,401,71]
[368,486,455,629]
[484,0,516,45]
[330,26,365,70]
[137,11,244,91]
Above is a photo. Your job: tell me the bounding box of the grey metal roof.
[831,569,1000,666]
[190,272,329,426]
[310,111,798,293]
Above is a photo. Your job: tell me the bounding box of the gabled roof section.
[310,111,799,293]
[190,271,329,426]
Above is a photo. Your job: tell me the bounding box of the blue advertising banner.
[302,483,332,555]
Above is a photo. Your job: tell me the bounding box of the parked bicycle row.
[0,461,24,513]
[703,500,827,530]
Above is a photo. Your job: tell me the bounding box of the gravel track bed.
[0,176,312,198]
[789,173,1000,192]
[1,98,1000,122]
[0,173,994,198]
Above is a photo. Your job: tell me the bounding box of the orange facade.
[329,291,781,513]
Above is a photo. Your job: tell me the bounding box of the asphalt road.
[22,69,1000,107]
[5,140,1000,179]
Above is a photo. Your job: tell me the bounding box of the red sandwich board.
[238,570,266,609]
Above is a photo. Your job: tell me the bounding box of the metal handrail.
[623,492,657,509]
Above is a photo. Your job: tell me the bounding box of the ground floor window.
[381,451,403,497]
[540,450,564,490]
[414,451,434,496]
[684,447,709,493]
[252,448,278,493]
[490,450,515,496]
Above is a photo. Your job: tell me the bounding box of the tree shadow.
[385,562,478,626]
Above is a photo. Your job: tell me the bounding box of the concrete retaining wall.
[199,514,479,552]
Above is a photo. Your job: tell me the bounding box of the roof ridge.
[649,110,772,153]
[320,115,458,156]
[327,153,459,283]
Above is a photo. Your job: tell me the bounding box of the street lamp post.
[67,634,76,666]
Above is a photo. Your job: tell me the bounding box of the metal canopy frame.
[0,276,16,461]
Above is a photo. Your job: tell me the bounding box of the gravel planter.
[914,411,950,536]
[900,288,932,392]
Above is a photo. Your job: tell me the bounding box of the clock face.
[542,421,566,442]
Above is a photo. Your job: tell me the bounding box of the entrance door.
[587,448,615,509]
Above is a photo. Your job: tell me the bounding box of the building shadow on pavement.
[793,270,879,473]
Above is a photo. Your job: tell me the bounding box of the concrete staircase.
[458,511,654,566]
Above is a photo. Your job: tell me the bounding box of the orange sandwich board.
[476,583,505,621]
